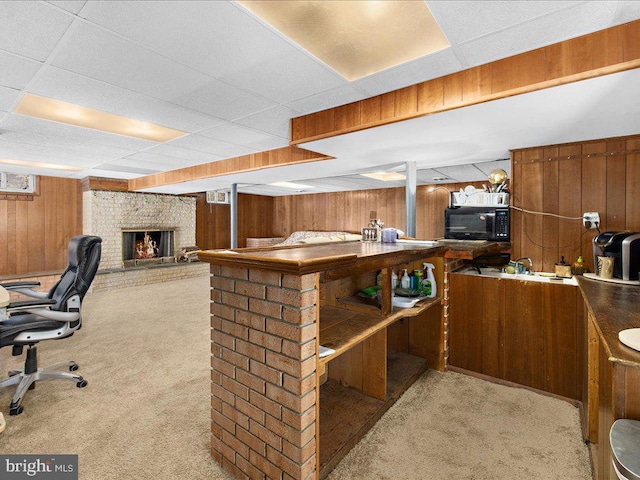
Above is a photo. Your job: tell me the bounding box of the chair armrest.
[6,300,79,322]
[0,281,49,299]
[0,281,41,289]
[7,299,57,311]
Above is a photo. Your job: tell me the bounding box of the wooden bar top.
[578,276,640,368]
[198,241,446,275]
[437,240,511,260]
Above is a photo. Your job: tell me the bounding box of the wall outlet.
[583,212,600,229]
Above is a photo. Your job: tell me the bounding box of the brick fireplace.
[83,189,207,290]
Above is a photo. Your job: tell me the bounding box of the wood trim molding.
[128,146,332,191]
[290,20,640,145]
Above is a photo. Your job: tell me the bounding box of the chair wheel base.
[10,405,24,416]
[77,379,87,388]
[69,364,79,372]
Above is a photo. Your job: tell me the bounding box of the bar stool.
[610,419,640,480]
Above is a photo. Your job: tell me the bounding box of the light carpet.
[1,276,591,479]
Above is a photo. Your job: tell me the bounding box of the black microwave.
[444,206,510,242]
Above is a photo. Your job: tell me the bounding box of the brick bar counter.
[198,242,447,480]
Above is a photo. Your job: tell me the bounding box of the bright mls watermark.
[0,455,78,479]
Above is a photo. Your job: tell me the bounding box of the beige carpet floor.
[0,276,591,479]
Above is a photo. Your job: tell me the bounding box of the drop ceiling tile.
[454,2,618,68]
[79,1,291,79]
[416,168,445,183]
[78,168,140,180]
[50,22,213,101]
[218,45,346,104]
[473,159,511,177]
[432,164,487,183]
[143,144,220,164]
[199,123,276,145]
[613,1,640,23]
[98,162,160,175]
[0,127,135,158]
[123,152,194,168]
[245,136,289,152]
[286,85,367,115]
[427,1,582,45]
[0,140,115,167]
[47,1,88,15]
[234,105,301,138]
[168,134,240,156]
[29,66,226,132]
[173,78,276,121]
[0,51,42,90]
[352,48,463,96]
[0,86,20,111]
[0,2,74,62]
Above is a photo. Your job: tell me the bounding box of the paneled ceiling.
[1,1,639,196]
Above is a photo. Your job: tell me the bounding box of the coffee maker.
[592,231,640,281]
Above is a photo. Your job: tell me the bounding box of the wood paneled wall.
[0,176,83,276]
[196,193,276,249]
[511,134,640,273]
[271,182,484,240]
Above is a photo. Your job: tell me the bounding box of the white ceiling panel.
[46,1,88,15]
[142,144,221,164]
[168,134,243,156]
[474,159,511,177]
[0,128,134,159]
[79,1,291,79]
[614,1,640,23]
[245,136,289,152]
[0,51,42,90]
[0,86,20,112]
[352,48,464,96]
[199,123,276,146]
[73,168,140,179]
[28,66,226,132]
[173,78,276,121]
[453,2,618,68]
[122,152,195,168]
[234,105,301,138]
[286,84,368,116]
[218,45,346,104]
[0,2,74,62]
[416,168,448,183]
[0,140,116,167]
[50,21,213,101]
[97,162,161,175]
[432,164,487,183]
[427,1,582,45]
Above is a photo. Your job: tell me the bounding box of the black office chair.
[0,235,102,415]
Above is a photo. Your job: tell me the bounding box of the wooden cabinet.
[449,272,584,400]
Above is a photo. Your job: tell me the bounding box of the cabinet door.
[503,280,546,391]
[543,283,579,399]
[449,274,504,375]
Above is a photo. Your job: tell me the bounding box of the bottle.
[400,269,410,289]
[421,263,437,298]
[391,270,398,289]
[572,256,587,275]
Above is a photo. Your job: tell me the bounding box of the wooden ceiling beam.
[128,146,332,191]
[290,19,640,145]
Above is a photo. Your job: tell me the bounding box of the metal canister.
[413,270,423,290]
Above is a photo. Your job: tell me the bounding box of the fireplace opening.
[122,230,174,267]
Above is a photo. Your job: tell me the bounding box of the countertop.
[436,239,510,260]
[198,241,446,275]
[578,276,640,368]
